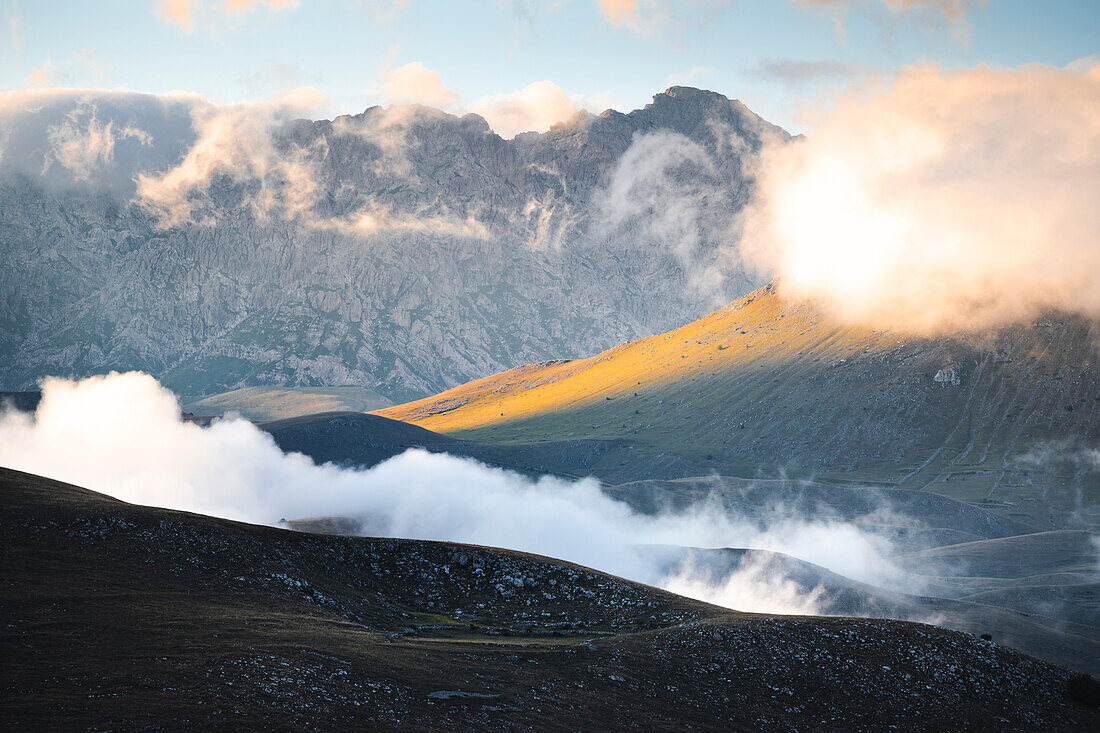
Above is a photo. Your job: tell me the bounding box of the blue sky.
[2,1,1097,131]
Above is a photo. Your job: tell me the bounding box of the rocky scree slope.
[3,466,1098,731]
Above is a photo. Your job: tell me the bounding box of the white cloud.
[595,130,759,299]
[595,0,669,33]
[594,0,731,36]
[739,62,1100,334]
[26,61,58,87]
[156,0,196,32]
[664,552,828,615]
[0,86,494,236]
[469,80,585,138]
[383,62,461,108]
[377,61,600,138]
[45,103,153,181]
[155,0,301,33]
[128,87,488,237]
[135,87,329,226]
[23,50,110,89]
[795,0,986,43]
[0,371,937,616]
[224,0,301,10]
[5,1,22,55]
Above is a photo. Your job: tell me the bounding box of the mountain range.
[4,83,1099,713]
[0,86,783,401]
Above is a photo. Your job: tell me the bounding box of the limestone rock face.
[0,87,787,400]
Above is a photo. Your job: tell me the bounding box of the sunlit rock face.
[0,87,787,400]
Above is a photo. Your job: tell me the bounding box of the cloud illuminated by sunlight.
[224,0,301,10]
[47,105,153,181]
[25,61,58,87]
[383,61,461,108]
[377,61,599,138]
[595,0,669,32]
[156,0,196,32]
[594,0,734,36]
[470,80,585,138]
[135,87,329,226]
[155,0,300,32]
[740,62,1100,334]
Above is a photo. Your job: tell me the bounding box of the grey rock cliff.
[0,87,787,400]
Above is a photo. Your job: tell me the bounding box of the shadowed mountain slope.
[643,545,1100,673]
[377,284,1100,528]
[897,531,1099,580]
[181,386,393,422]
[3,466,1098,730]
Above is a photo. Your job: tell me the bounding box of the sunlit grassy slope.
[378,285,1100,527]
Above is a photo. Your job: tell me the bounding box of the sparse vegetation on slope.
[2,466,1097,730]
[377,285,1100,528]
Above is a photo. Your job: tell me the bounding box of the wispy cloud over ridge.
[134,87,330,226]
[47,103,153,181]
[383,62,460,108]
[470,81,587,138]
[0,86,495,236]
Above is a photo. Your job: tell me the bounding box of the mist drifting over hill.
[0,371,933,615]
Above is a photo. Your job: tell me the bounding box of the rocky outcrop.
[0,87,786,400]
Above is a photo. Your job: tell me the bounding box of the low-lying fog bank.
[2,373,1097,635]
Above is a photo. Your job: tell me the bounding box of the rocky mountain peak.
[0,87,785,399]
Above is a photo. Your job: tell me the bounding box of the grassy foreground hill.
[377,284,1100,529]
[254,414,1100,673]
[2,466,1099,730]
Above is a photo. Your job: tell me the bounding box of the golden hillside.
[377,285,1100,525]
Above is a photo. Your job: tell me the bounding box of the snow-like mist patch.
[1,372,937,617]
[663,553,829,615]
